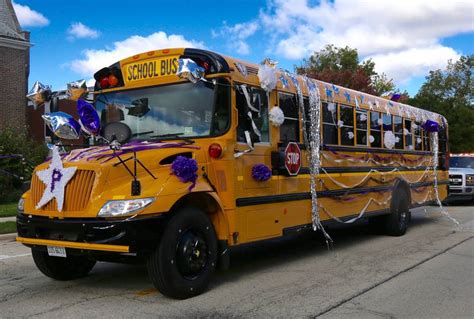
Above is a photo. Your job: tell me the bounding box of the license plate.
[47,246,66,258]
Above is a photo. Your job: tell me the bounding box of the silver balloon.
[67,79,87,101]
[176,58,205,83]
[42,112,81,140]
[26,81,51,107]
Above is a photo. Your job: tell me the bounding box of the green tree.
[296,44,395,95]
[410,55,474,153]
[0,126,48,203]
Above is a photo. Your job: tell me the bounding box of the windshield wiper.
[149,133,195,144]
[132,130,154,137]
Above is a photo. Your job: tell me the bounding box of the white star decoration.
[36,146,77,212]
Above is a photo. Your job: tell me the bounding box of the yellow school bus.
[16,48,449,299]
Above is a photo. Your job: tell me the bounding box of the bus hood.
[25,141,205,218]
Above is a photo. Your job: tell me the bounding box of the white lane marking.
[0,253,31,260]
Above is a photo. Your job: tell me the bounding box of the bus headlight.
[98,198,154,217]
[17,198,25,213]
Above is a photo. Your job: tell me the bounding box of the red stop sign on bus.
[284,142,301,176]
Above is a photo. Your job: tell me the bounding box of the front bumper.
[448,186,474,200]
[16,213,167,256]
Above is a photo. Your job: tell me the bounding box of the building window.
[370,112,382,148]
[356,110,368,146]
[322,102,337,145]
[394,116,403,149]
[404,119,413,150]
[278,93,299,142]
[236,85,269,143]
[339,104,354,146]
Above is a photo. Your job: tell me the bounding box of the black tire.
[31,249,96,280]
[384,189,411,236]
[368,215,384,233]
[146,207,217,299]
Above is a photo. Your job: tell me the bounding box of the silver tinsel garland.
[256,65,458,243]
[431,132,460,226]
[303,77,333,244]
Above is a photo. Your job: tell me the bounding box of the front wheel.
[31,249,96,280]
[146,207,217,299]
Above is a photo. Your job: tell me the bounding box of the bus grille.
[30,170,95,212]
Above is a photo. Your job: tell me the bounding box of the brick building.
[0,0,31,131]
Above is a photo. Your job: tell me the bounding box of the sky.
[13,0,474,96]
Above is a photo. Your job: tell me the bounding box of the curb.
[0,216,16,222]
[0,233,17,241]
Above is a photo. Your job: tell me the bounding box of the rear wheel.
[146,207,217,299]
[384,189,411,236]
[31,249,96,280]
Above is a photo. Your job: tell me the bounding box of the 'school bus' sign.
[285,142,301,176]
[123,56,179,83]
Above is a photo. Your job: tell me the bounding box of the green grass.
[0,203,17,217]
[0,221,16,234]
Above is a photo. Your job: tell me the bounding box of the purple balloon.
[421,120,439,133]
[77,99,100,136]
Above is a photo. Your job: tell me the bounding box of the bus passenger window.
[404,119,413,150]
[394,116,403,149]
[414,121,422,150]
[236,85,269,143]
[439,125,447,153]
[382,114,392,149]
[340,104,354,146]
[278,93,299,142]
[322,102,337,145]
[370,112,382,148]
[356,110,368,146]
[423,129,431,151]
[303,98,310,141]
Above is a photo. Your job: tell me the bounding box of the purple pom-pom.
[252,164,272,182]
[171,156,198,190]
[390,94,401,101]
[421,120,439,133]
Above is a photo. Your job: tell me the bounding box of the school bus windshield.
[95,79,230,140]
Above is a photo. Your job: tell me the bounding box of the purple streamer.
[64,141,200,163]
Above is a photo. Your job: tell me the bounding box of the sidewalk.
[0,216,17,239]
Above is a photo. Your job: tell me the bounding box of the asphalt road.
[1,204,473,318]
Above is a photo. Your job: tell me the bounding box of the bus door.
[272,93,312,230]
[234,84,279,243]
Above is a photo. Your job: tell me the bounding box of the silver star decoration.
[36,146,77,212]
